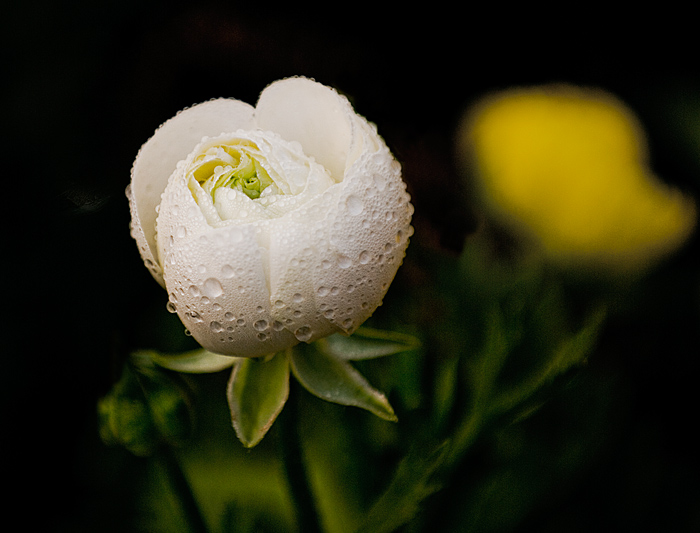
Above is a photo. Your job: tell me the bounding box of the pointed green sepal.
[227,351,290,447]
[289,345,398,422]
[135,348,238,373]
[316,327,421,361]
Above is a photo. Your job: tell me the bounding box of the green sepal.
[289,344,397,422]
[136,348,238,374]
[316,327,421,361]
[227,351,290,448]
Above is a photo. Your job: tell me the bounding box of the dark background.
[4,2,699,531]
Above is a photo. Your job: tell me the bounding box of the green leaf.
[355,441,449,533]
[227,351,290,447]
[490,305,607,416]
[316,327,421,360]
[289,345,397,422]
[135,348,238,374]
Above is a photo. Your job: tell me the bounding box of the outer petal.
[129,99,256,285]
[158,167,298,357]
[315,124,413,335]
[255,77,356,182]
[259,78,414,339]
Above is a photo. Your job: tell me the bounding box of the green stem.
[158,446,209,533]
[278,380,323,533]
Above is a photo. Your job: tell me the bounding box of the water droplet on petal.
[294,326,312,342]
[202,278,223,298]
[221,265,235,278]
[359,251,370,264]
[317,286,330,297]
[337,255,352,269]
[188,285,201,298]
[254,319,269,331]
[292,293,304,303]
[210,321,223,333]
[346,194,363,215]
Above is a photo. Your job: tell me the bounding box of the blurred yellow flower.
[458,85,696,273]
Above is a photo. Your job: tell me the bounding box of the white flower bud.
[128,77,413,357]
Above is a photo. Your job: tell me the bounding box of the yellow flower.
[458,85,696,273]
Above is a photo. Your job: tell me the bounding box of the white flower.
[128,77,413,357]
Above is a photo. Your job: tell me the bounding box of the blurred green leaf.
[290,345,397,422]
[227,351,290,448]
[490,305,607,417]
[98,360,194,456]
[355,440,449,533]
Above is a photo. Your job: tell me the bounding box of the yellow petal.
[460,85,696,273]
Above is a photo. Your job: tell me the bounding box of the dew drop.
[257,332,268,341]
[272,320,284,331]
[294,326,312,342]
[188,285,201,298]
[224,312,235,321]
[166,301,177,313]
[254,319,269,331]
[210,321,223,333]
[346,194,363,215]
[342,318,354,328]
[202,278,223,298]
[292,293,304,303]
[317,286,330,297]
[236,318,245,326]
[221,265,235,278]
[337,255,352,269]
[358,251,371,264]
[373,173,387,191]
[274,299,286,308]
[321,260,332,269]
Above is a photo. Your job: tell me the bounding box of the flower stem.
[158,446,209,533]
[278,380,323,533]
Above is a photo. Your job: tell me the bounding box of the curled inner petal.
[184,132,335,227]
[191,141,275,200]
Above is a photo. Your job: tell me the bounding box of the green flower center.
[190,140,274,200]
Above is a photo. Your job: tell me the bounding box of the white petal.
[158,171,297,357]
[315,137,413,335]
[255,77,356,182]
[130,99,256,282]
